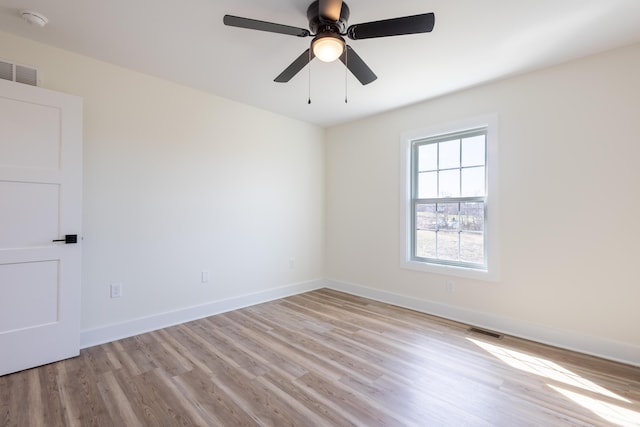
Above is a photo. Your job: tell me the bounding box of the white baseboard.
[323,279,640,367]
[80,280,324,349]
[81,277,639,367]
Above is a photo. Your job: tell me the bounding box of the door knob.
[52,234,78,244]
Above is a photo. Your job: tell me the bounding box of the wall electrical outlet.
[289,258,295,269]
[110,283,122,298]
[446,280,455,293]
[201,271,210,283]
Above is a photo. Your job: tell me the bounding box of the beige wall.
[0,31,325,331]
[325,43,640,358]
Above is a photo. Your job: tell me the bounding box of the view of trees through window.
[412,129,487,268]
[415,202,484,264]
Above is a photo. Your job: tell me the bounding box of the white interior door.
[0,79,82,376]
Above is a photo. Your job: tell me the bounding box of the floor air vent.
[468,327,503,339]
[0,60,39,86]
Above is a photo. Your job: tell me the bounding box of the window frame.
[400,115,499,281]
[411,128,488,269]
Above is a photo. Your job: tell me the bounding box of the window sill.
[401,258,499,282]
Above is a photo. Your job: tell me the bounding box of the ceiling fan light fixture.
[224,2,435,85]
[312,34,345,62]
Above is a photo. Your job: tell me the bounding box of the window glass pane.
[436,203,459,231]
[460,202,484,232]
[409,127,489,270]
[439,139,460,169]
[438,169,460,198]
[437,231,459,262]
[418,143,437,171]
[460,232,484,264]
[461,135,486,167]
[416,204,437,231]
[418,171,437,199]
[416,230,436,258]
[461,166,485,197]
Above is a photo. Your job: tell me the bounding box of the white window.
[401,116,499,281]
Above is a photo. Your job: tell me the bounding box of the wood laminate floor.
[1,289,639,426]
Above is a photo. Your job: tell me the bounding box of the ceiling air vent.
[0,60,40,86]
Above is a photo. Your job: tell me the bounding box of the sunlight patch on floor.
[549,385,640,427]
[468,338,628,402]
[468,337,640,427]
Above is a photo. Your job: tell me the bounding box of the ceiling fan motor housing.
[307,0,350,34]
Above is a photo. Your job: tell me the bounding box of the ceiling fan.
[223,0,435,86]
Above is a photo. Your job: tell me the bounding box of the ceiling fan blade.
[339,46,377,85]
[319,0,343,22]
[274,49,315,83]
[347,13,435,40]
[223,15,310,37]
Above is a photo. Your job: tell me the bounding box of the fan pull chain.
[308,48,312,104]
[344,46,348,104]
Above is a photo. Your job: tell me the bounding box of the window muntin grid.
[411,128,487,269]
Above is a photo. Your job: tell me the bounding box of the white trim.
[80,276,640,367]
[80,280,324,349]
[400,114,500,282]
[323,279,640,368]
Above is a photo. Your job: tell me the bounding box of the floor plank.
[1,289,639,426]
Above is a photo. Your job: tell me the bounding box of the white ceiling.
[1,0,640,127]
